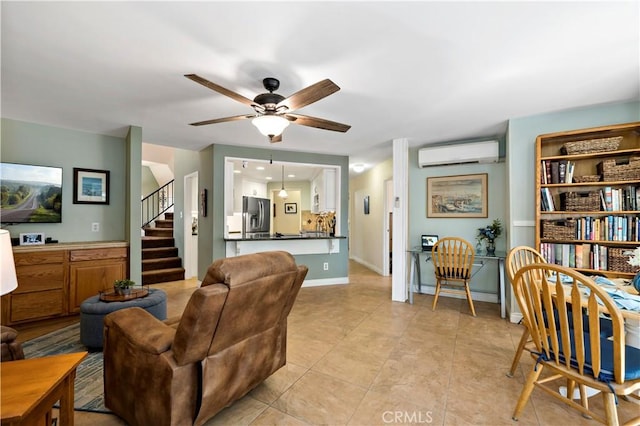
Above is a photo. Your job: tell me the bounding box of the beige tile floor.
[44,260,638,425]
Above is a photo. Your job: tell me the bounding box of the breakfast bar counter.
[224,234,346,256]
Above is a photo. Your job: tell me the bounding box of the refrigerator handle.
[259,201,264,228]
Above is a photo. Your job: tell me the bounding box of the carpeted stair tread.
[142,247,179,259]
[142,267,185,284]
[142,236,175,249]
[142,257,182,271]
[144,227,174,237]
[154,219,174,228]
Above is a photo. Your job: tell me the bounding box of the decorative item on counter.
[327,213,336,236]
[625,246,640,292]
[191,217,198,235]
[476,218,502,256]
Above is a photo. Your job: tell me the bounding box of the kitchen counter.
[224,233,346,241]
[224,234,346,257]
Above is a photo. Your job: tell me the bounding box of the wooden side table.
[1,351,87,425]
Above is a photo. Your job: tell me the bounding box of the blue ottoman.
[80,288,167,349]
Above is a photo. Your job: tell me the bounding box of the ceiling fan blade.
[277,79,340,111]
[185,74,258,109]
[189,114,254,126]
[269,134,283,143]
[285,113,351,133]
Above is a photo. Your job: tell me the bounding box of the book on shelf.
[558,160,567,184]
[550,161,560,184]
[545,161,552,185]
[568,244,576,268]
[566,161,575,184]
[575,244,583,268]
[602,186,613,211]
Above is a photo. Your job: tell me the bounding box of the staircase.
[142,212,186,284]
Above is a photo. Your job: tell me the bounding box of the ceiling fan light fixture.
[252,115,289,137]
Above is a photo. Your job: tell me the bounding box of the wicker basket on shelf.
[608,247,640,274]
[572,175,601,183]
[561,136,622,155]
[542,219,576,240]
[560,191,601,211]
[597,157,640,181]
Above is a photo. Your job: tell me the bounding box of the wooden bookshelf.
[535,122,640,278]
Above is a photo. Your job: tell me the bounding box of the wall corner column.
[391,138,409,302]
[126,126,142,283]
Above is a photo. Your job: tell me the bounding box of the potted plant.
[476,219,502,256]
[113,279,136,296]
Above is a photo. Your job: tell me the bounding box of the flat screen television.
[0,162,63,223]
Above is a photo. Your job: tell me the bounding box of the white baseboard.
[510,312,524,324]
[302,277,349,287]
[349,256,384,275]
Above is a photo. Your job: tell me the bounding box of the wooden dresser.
[1,241,128,326]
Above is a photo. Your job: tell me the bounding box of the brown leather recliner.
[103,251,308,426]
[1,325,25,361]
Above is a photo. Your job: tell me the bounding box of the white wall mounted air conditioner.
[418,140,499,167]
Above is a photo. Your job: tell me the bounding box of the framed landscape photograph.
[427,173,487,218]
[284,202,297,214]
[73,168,110,204]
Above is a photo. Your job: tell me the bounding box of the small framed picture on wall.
[284,203,297,214]
[73,168,110,205]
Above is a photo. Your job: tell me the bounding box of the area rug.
[22,323,111,413]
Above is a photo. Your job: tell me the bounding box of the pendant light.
[278,165,288,199]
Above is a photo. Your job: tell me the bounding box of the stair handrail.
[142,180,174,228]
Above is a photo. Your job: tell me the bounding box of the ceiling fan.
[185,74,351,143]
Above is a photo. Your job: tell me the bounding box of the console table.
[408,248,506,318]
[2,241,128,326]
[1,352,87,425]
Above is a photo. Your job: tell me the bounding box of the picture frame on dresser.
[73,168,110,205]
[19,232,45,245]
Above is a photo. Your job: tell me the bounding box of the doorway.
[183,172,198,279]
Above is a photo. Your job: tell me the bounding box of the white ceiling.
[2,2,639,173]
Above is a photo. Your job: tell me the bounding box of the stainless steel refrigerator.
[242,196,270,236]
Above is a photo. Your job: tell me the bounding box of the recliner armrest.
[104,307,175,354]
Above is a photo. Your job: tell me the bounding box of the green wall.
[172,147,202,262]
[408,157,507,294]
[1,118,127,243]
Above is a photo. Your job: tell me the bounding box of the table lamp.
[0,229,18,295]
